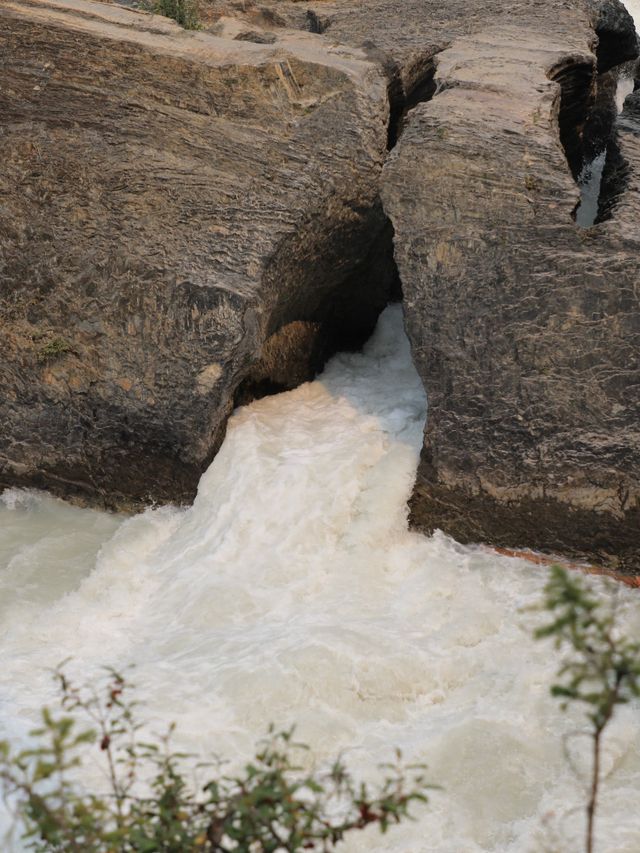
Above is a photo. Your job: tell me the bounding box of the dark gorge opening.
[234,214,401,408]
[550,2,638,227]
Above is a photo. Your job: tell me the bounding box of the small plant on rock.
[37,338,73,364]
[155,0,200,30]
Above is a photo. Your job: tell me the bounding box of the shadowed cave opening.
[234,47,441,408]
[234,219,403,408]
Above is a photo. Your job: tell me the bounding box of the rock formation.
[0,0,394,506]
[1,0,639,570]
[381,2,640,571]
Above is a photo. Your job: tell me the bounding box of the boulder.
[0,0,393,507]
[588,0,638,72]
[382,7,640,571]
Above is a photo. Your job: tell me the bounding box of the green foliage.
[37,339,73,364]
[534,565,640,852]
[535,565,640,729]
[155,0,200,30]
[0,666,433,852]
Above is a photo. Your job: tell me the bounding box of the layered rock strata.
[1,0,639,571]
[382,7,640,571]
[0,0,392,506]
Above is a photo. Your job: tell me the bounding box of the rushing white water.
[626,0,640,30]
[1,305,640,851]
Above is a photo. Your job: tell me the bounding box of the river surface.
[1,304,640,852]
[3,5,640,849]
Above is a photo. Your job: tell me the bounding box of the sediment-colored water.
[2,305,639,851]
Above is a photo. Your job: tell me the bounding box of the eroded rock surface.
[382,4,640,571]
[1,0,639,570]
[0,0,393,507]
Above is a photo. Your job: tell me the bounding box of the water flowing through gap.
[2,305,640,851]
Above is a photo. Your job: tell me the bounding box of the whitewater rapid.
[1,305,640,852]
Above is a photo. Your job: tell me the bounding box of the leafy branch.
[533,566,640,853]
[0,666,434,852]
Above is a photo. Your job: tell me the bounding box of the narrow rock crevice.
[364,46,439,149]
[549,57,599,183]
[551,2,638,226]
[550,57,631,226]
[388,62,438,149]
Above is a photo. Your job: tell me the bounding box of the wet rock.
[0,0,393,508]
[382,11,640,572]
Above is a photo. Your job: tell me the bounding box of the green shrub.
[155,0,200,30]
[0,666,433,852]
[534,566,640,853]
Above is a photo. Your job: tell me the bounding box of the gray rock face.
[2,0,639,571]
[0,0,393,507]
[197,0,578,141]
[381,7,640,571]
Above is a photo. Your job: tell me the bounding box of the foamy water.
[626,0,640,29]
[1,305,640,852]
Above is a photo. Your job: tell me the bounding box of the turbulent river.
[4,5,640,849]
[2,305,640,852]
